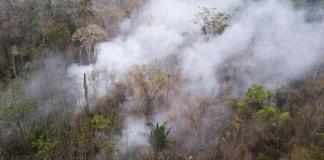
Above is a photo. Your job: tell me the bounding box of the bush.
[91,114,116,131]
[32,136,59,159]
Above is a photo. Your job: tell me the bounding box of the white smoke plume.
[68,0,324,154]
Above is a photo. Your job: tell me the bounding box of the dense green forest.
[0,0,324,159]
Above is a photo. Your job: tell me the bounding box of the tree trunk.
[9,48,17,78]
[79,49,82,65]
[83,73,90,114]
[87,46,91,65]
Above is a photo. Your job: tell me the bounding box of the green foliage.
[0,81,36,120]
[257,105,290,121]
[309,144,324,159]
[0,100,35,120]
[290,0,324,7]
[256,105,278,120]
[26,126,44,142]
[25,115,98,159]
[155,72,166,82]
[149,122,171,153]
[236,84,273,110]
[91,114,116,130]
[313,132,324,140]
[278,112,291,121]
[234,84,291,121]
[309,132,324,159]
[32,136,59,159]
[221,85,295,159]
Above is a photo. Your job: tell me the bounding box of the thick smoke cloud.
[68,0,324,154]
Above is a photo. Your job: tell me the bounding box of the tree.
[194,7,230,35]
[218,84,292,160]
[128,64,176,116]
[235,84,273,111]
[72,24,105,64]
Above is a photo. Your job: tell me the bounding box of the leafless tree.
[72,24,105,64]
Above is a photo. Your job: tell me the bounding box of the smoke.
[26,56,80,115]
[116,116,150,153]
[68,0,324,155]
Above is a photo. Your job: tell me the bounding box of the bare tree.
[72,24,105,64]
[128,64,178,116]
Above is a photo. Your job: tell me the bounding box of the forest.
[0,0,323,159]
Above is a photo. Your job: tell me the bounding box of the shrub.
[149,122,171,155]
[91,114,116,131]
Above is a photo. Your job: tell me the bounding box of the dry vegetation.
[0,0,324,160]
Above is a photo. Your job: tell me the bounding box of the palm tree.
[149,122,171,159]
